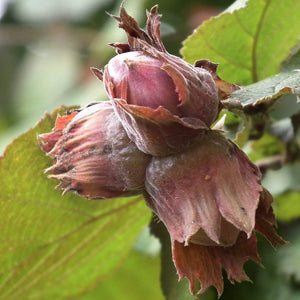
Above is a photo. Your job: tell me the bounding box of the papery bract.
[104,51,180,115]
[172,233,261,296]
[145,130,262,245]
[38,102,151,199]
[110,98,207,157]
[144,130,285,295]
[104,49,220,126]
[92,5,226,156]
[171,188,285,296]
[38,111,78,153]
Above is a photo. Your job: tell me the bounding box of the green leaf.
[273,191,300,223]
[80,250,164,300]
[222,69,300,111]
[182,0,300,85]
[220,110,250,146]
[0,106,151,299]
[282,47,300,72]
[247,133,284,162]
[270,95,300,121]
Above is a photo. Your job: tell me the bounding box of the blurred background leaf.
[220,223,300,300]
[13,0,113,23]
[262,164,300,223]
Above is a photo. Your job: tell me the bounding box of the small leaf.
[222,69,300,112]
[0,106,151,299]
[182,0,300,85]
[219,110,249,146]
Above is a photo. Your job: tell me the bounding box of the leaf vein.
[233,12,254,38]
[1,197,143,299]
[1,196,97,218]
[197,25,251,72]
[252,0,271,82]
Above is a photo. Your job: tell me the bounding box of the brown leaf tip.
[90,67,103,81]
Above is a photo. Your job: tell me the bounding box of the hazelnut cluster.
[39,5,285,296]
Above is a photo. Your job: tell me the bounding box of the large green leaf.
[182,0,300,85]
[80,250,164,300]
[0,107,151,299]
